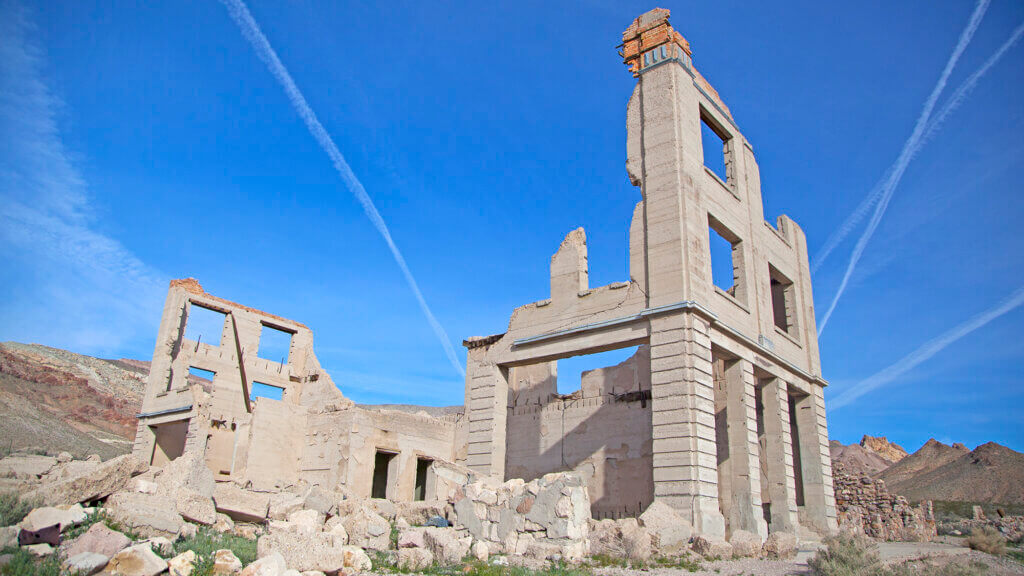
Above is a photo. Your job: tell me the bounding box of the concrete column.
[464,347,508,479]
[717,358,768,539]
[649,312,725,538]
[793,385,838,534]
[760,378,799,533]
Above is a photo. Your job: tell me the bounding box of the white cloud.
[0,2,165,356]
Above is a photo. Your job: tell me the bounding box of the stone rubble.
[832,462,936,542]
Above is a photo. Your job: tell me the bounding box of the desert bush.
[809,534,883,576]
[0,549,61,576]
[0,492,40,527]
[966,526,1006,555]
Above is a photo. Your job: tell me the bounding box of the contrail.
[829,286,1024,410]
[816,0,990,336]
[219,0,465,378]
[812,15,1024,275]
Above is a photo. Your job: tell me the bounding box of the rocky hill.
[880,440,1024,505]
[859,435,908,463]
[0,342,147,459]
[830,435,909,476]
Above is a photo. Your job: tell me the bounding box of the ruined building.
[133,8,837,542]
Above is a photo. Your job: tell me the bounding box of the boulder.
[397,528,426,549]
[24,543,54,557]
[178,494,217,526]
[394,502,446,527]
[341,546,372,572]
[397,548,433,570]
[105,491,183,539]
[257,531,349,573]
[267,493,303,521]
[18,523,60,547]
[471,541,489,562]
[301,487,336,517]
[728,530,762,557]
[0,526,17,549]
[342,506,390,551]
[423,527,471,564]
[214,484,270,523]
[692,535,733,559]
[63,552,110,576]
[168,551,197,576]
[212,549,243,575]
[101,544,168,576]
[140,537,174,556]
[638,500,692,554]
[762,531,798,559]
[0,454,57,479]
[587,519,624,556]
[285,509,323,534]
[63,523,132,559]
[239,553,287,576]
[213,514,235,534]
[30,454,147,505]
[619,519,653,561]
[19,504,88,532]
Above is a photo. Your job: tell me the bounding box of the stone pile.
[942,511,1024,543]
[448,471,591,561]
[833,462,936,542]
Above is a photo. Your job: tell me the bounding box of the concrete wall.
[462,8,837,539]
[505,349,654,518]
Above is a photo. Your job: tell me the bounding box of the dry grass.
[965,526,1006,555]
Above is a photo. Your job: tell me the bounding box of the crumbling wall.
[505,349,653,518]
[833,462,935,541]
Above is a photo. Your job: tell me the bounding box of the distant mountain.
[830,440,893,476]
[879,440,1024,505]
[876,438,970,488]
[0,342,147,459]
[830,435,909,476]
[859,435,908,463]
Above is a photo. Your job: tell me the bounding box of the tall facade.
[462,9,837,539]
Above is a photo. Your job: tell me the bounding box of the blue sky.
[1,1,1022,454]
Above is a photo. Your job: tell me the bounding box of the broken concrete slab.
[63,523,132,559]
[63,552,110,576]
[28,454,147,506]
[101,544,168,576]
[214,484,270,523]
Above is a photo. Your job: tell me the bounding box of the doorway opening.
[371,450,397,499]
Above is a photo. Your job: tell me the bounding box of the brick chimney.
[620,8,692,76]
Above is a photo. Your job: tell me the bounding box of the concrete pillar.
[649,312,725,538]
[793,385,838,534]
[463,347,508,479]
[760,378,800,533]
[716,358,768,539]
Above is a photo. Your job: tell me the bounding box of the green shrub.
[0,549,62,576]
[966,526,1006,555]
[173,526,258,569]
[0,492,40,527]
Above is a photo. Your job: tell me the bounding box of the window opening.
[769,265,798,337]
[555,346,641,395]
[184,303,227,347]
[257,323,293,364]
[708,216,745,302]
[187,367,215,392]
[250,381,284,402]
[700,108,730,183]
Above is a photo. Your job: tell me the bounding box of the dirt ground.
[587,541,1024,576]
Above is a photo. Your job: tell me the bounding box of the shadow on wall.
[505,346,655,519]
